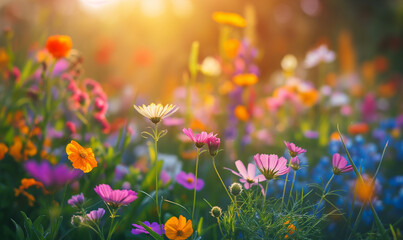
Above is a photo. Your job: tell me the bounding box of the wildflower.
[206,135,220,157]
[94,184,137,208]
[212,12,246,28]
[14,178,48,206]
[176,171,204,191]
[298,89,319,107]
[284,141,307,157]
[25,160,81,187]
[347,123,369,135]
[66,140,97,173]
[133,103,178,124]
[355,176,376,202]
[87,208,105,222]
[5,67,21,82]
[164,215,193,240]
[223,39,241,59]
[46,35,73,59]
[234,105,250,121]
[131,221,165,236]
[0,48,8,69]
[290,157,300,171]
[210,206,222,218]
[225,160,266,189]
[200,57,221,77]
[66,121,76,134]
[160,170,171,185]
[284,221,296,239]
[67,193,85,208]
[281,54,298,73]
[9,137,37,161]
[229,183,243,196]
[71,215,83,227]
[304,44,335,68]
[254,154,290,180]
[0,143,8,160]
[332,153,353,175]
[233,73,258,87]
[182,128,216,148]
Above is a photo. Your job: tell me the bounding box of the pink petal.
[247,163,256,178]
[235,160,248,178]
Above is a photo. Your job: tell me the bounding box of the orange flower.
[347,123,369,135]
[298,89,319,107]
[46,35,72,59]
[14,178,48,206]
[223,39,241,59]
[0,143,8,160]
[165,215,193,240]
[355,178,375,202]
[212,12,246,28]
[0,48,8,69]
[9,136,23,161]
[284,220,296,239]
[190,119,206,131]
[66,140,97,173]
[234,105,250,121]
[378,81,398,98]
[233,73,258,87]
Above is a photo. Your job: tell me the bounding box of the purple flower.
[24,161,81,187]
[332,153,353,175]
[131,221,165,236]
[68,193,85,208]
[207,135,220,156]
[176,171,204,191]
[87,208,105,222]
[304,130,319,139]
[284,141,307,157]
[291,157,300,171]
[254,154,290,180]
[225,160,266,189]
[94,184,138,208]
[183,128,216,148]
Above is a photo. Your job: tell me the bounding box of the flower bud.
[71,215,83,227]
[229,182,243,196]
[290,157,300,171]
[210,206,222,218]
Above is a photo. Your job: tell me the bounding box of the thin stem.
[234,196,240,219]
[216,217,224,237]
[281,157,292,208]
[153,123,163,236]
[212,157,234,204]
[192,147,200,220]
[287,170,297,208]
[316,174,335,213]
[106,209,117,240]
[263,180,269,205]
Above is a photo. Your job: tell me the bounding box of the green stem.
[281,157,292,207]
[216,217,224,237]
[263,180,269,205]
[107,209,117,240]
[192,148,200,220]
[212,157,234,204]
[287,170,297,208]
[316,174,334,213]
[153,124,163,236]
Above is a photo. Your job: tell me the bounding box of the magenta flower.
[207,135,220,156]
[176,171,204,191]
[290,157,300,171]
[332,153,353,175]
[24,161,81,187]
[94,184,138,208]
[132,221,165,236]
[254,154,290,180]
[66,121,76,134]
[87,208,105,222]
[183,128,216,148]
[225,160,266,189]
[68,193,85,208]
[284,141,307,157]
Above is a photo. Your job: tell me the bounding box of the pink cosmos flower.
[332,153,353,175]
[225,160,266,189]
[87,208,105,221]
[207,135,220,156]
[176,171,204,191]
[254,154,290,180]
[284,141,307,157]
[182,128,216,148]
[94,184,138,208]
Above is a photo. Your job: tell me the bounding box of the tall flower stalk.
[192,147,201,220]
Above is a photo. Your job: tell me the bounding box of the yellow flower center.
[79,149,87,159]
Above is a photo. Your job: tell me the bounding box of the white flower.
[200,57,221,77]
[133,103,179,124]
[304,45,335,68]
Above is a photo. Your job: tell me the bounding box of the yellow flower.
[223,39,241,59]
[165,215,193,240]
[234,105,250,122]
[233,73,258,87]
[133,103,179,124]
[212,12,246,28]
[66,140,97,173]
[0,143,8,160]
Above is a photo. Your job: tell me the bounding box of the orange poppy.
[0,143,8,160]
[46,35,72,59]
[233,73,258,87]
[212,12,246,28]
[165,215,193,240]
[66,140,97,173]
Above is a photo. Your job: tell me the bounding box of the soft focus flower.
[45,35,73,59]
[5,67,21,82]
[290,157,300,171]
[223,39,241,59]
[355,178,375,202]
[182,128,216,148]
[284,141,307,157]
[254,154,290,180]
[14,178,48,206]
[160,170,172,185]
[229,182,243,196]
[200,57,221,77]
[9,137,37,161]
[68,193,85,208]
[348,123,369,135]
[233,73,258,87]
[66,140,97,173]
[131,221,165,236]
[304,44,335,68]
[25,160,81,187]
[225,160,266,189]
[206,135,220,156]
[281,54,298,76]
[298,89,319,107]
[66,121,76,134]
[133,103,179,124]
[212,12,246,28]
[210,206,222,218]
[176,171,204,191]
[164,215,193,240]
[87,208,105,222]
[94,184,138,208]
[234,105,250,121]
[0,143,8,160]
[284,220,296,239]
[332,153,353,175]
[0,48,8,69]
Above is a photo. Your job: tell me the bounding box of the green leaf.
[33,215,45,236]
[11,219,25,240]
[164,199,191,215]
[136,221,163,240]
[141,160,163,190]
[197,217,203,236]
